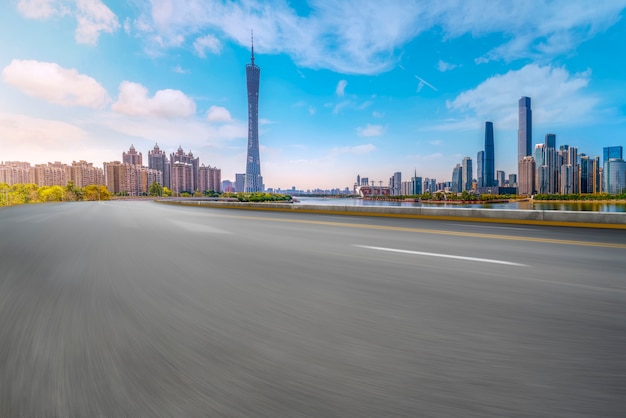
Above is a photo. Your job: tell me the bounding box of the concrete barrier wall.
[158,200,626,227]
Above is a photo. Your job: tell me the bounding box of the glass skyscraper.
[245,34,263,192]
[484,121,495,187]
[603,146,623,165]
[476,150,484,188]
[518,97,532,163]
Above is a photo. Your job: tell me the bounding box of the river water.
[294,197,626,212]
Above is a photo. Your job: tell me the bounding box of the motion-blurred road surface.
[1,201,625,417]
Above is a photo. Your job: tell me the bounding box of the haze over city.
[1,0,626,190]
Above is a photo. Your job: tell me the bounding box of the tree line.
[0,182,111,206]
[0,182,293,206]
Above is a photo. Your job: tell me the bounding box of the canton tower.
[245,31,262,192]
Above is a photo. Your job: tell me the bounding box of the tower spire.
[251,29,255,66]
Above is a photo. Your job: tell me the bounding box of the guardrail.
[155,200,626,228]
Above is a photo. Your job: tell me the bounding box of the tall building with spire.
[245,31,263,192]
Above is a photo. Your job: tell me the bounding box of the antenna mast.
[251,29,255,65]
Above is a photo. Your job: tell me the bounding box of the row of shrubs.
[0,182,293,206]
[534,193,626,201]
[0,182,111,206]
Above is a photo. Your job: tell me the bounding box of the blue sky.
[1,0,626,190]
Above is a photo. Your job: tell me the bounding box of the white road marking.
[169,219,231,234]
[354,245,528,267]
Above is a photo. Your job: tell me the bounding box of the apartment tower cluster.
[1,144,222,196]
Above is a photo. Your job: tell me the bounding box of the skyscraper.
[484,121,495,187]
[451,164,461,193]
[476,151,484,188]
[519,156,535,195]
[603,146,623,165]
[518,97,532,163]
[462,157,473,191]
[544,134,557,194]
[245,33,262,192]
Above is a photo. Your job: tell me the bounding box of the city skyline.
[1,1,626,190]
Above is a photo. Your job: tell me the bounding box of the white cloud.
[443,2,626,63]
[74,0,120,45]
[130,0,626,75]
[437,60,458,72]
[372,111,384,118]
[332,100,351,115]
[193,34,222,57]
[2,59,110,108]
[16,0,65,19]
[173,65,188,74]
[17,0,119,45]
[308,106,316,115]
[336,80,347,97]
[357,124,384,137]
[206,105,232,122]
[112,81,196,118]
[0,111,87,148]
[446,64,597,130]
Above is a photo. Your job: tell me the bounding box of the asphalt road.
[1,201,625,417]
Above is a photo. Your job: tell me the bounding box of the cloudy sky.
[1,0,625,190]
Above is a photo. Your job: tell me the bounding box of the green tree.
[38,185,65,202]
[83,184,110,201]
[148,181,164,197]
[10,183,39,204]
[65,181,83,201]
[0,182,9,206]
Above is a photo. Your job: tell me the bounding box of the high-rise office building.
[604,158,626,194]
[484,121,495,187]
[518,97,532,162]
[462,157,473,191]
[544,134,557,194]
[389,172,402,196]
[603,146,623,165]
[148,143,170,188]
[534,144,546,193]
[518,97,532,182]
[579,155,597,194]
[602,147,623,193]
[235,173,246,192]
[476,151,484,188]
[451,164,462,193]
[245,33,263,192]
[508,173,516,187]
